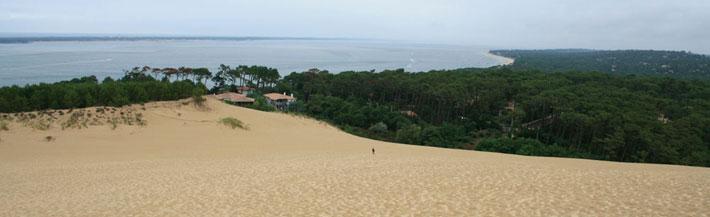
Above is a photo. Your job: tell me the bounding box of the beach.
[0,97,708,216]
[486,51,516,66]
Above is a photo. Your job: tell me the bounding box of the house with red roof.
[208,92,255,105]
[236,86,255,95]
[263,93,296,110]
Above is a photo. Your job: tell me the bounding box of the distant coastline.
[0,36,352,44]
[485,51,515,66]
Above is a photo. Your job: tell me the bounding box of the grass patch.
[192,95,207,106]
[0,120,8,131]
[28,120,52,131]
[107,119,118,130]
[135,113,147,127]
[219,117,249,130]
[62,112,87,130]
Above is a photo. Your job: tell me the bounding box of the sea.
[0,40,507,87]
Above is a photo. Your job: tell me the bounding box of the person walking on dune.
[372,147,375,155]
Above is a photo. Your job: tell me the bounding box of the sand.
[0,97,708,216]
[486,51,515,66]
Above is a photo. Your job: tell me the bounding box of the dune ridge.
[0,97,708,216]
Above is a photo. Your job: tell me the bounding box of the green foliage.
[491,49,710,80]
[396,124,422,145]
[297,94,412,130]
[2,62,709,167]
[342,124,396,142]
[0,79,207,113]
[281,67,710,167]
[191,68,213,84]
[368,122,388,133]
[475,138,548,156]
[420,123,471,148]
[286,100,307,113]
[210,64,280,94]
[192,95,207,107]
[60,75,99,84]
[219,117,248,130]
[62,112,87,130]
[232,95,276,112]
[102,76,114,84]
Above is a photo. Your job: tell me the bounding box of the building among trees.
[209,92,255,105]
[236,86,255,95]
[264,93,296,110]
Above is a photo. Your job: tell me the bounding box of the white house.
[263,93,296,110]
[236,86,255,95]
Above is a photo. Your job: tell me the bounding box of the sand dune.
[0,98,708,216]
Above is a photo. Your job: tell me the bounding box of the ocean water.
[0,40,506,86]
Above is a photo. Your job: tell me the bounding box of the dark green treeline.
[276,68,710,167]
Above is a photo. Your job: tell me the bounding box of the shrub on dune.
[219,117,249,130]
[0,120,8,131]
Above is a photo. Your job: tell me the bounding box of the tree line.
[0,69,207,112]
[0,64,285,113]
[275,68,710,167]
[491,49,710,80]
[210,64,281,93]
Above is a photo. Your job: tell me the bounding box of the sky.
[1,0,709,53]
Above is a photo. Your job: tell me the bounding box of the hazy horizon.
[1,0,709,53]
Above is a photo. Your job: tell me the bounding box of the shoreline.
[484,51,515,66]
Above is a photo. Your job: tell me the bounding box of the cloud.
[0,0,708,53]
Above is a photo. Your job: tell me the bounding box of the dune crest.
[0,97,708,216]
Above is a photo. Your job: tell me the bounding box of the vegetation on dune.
[0,120,8,131]
[490,49,710,80]
[219,117,249,130]
[191,95,208,110]
[28,119,52,131]
[55,108,146,130]
[61,112,87,130]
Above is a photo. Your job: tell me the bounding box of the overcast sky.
[1,0,709,53]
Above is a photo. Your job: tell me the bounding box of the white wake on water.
[406,58,416,68]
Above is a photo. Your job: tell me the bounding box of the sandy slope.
[0,98,708,216]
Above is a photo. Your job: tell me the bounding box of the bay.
[0,40,507,86]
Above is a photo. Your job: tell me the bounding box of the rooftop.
[208,92,255,103]
[264,93,296,100]
[236,86,255,91]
